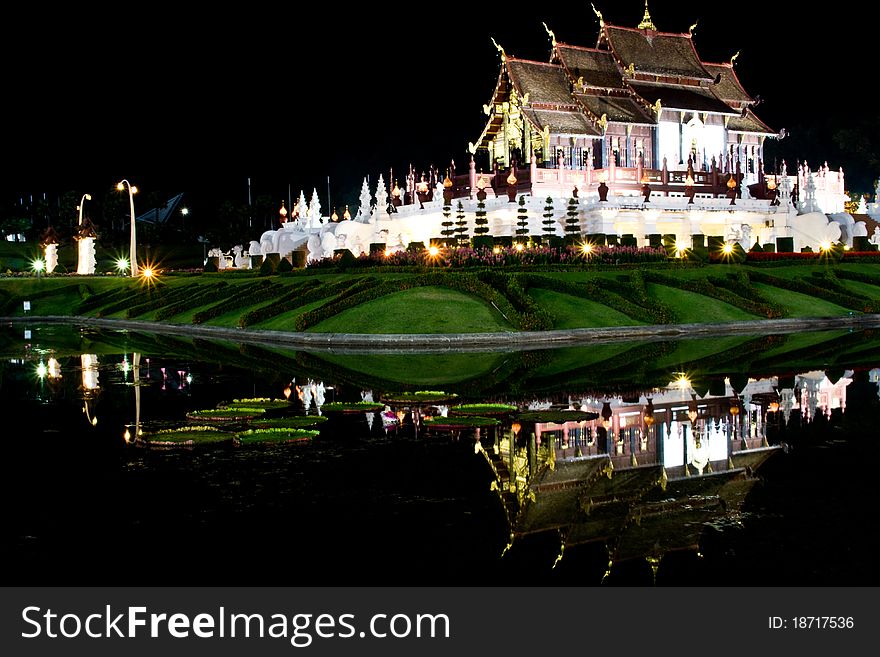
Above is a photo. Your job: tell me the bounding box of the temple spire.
[638,1,656,31]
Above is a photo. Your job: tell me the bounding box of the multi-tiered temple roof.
[473,3,775,173]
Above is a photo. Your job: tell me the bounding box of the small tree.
[565,196,580,239]
[542,196,556,240]
[455,201,469,246]
[516,195,530,242]
[441,202,454,242]
[474,198,489,236]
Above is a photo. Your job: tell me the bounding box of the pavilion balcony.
[442,162,776,205]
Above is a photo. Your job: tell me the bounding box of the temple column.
[525,125,532,162]
[678,113,684,165]
[502,104,510,168]
[601,135,608,169]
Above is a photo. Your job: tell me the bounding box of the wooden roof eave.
[703,61,756,105]
[471,64,510,151]
[728,110,777,136]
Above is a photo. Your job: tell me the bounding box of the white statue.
[871,226,880,246]
[44,243,58,274]
[740,224,752,248]
[233,245,250,269]
[300,381,313,412]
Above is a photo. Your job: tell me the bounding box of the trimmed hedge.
[94,283,171,317]
[516,272,672,324]
[748,270,878,312]
[238,278,351,328]
[642,270,785,318]
[77,284,138,313]
[124,282,226,318]
[154,282,233,320]
[191,280,280,324]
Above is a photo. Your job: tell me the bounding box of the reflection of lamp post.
[729,399,741,448]
[116,180,139,276]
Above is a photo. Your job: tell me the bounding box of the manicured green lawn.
[307,286,514,334]
[835,279,880,300]
[247,298,332,331]
[646,284,759,323]
[751,283,851,317]
[528,288,645,328]
[3,260,880,335]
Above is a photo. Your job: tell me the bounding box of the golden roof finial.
[689,19,699,36]
[638,0,656,31]
[491,37,506,62]
[730,50,741,65]
[591,3,604,28]
[542,21,556,47]
[624,63,635,77]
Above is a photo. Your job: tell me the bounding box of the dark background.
[1,2,876,240]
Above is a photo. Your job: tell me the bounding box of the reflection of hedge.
[642,270,785,318]
[151,282,231,320]
[749,270,878,312]
[192,280,280,324]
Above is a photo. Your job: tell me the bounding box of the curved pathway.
[6,313,880,354]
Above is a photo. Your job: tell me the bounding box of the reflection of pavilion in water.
[489,369,851,575]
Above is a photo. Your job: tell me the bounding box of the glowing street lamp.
[77,193,92,226]
[32,258,45,276]
[115,257,130,274]
[116,180,139,276]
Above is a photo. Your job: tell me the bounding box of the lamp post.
[117,180,139,276]
[77,193,92,226]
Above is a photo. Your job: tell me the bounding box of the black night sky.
[1,2,876,230]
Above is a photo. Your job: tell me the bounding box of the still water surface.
[4,324,879,585]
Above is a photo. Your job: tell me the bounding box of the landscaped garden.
[2,243,880,335]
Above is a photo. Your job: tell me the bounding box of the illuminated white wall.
[663,420,684,467]
[707,421,729,462]
[658,121,680,166]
